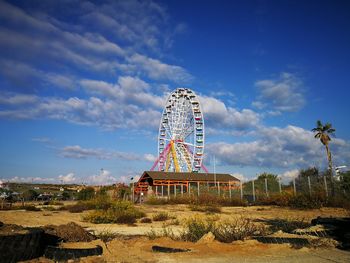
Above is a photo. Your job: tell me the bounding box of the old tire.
[44,245,103,261]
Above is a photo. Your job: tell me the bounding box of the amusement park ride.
[133,88,239,195]
[150,88,208,173]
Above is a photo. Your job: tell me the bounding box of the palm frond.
[316,120,323,128]
[328,128,336,134]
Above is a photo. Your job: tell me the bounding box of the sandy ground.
[1,204,349,235]
[2,204,350,262]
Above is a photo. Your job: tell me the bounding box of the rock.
[197,232,215,243]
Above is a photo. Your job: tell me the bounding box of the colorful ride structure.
[150,88,208,173]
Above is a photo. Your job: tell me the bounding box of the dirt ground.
[1,204,350,262]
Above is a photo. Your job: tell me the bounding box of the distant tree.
[299,167,319,178]
[62,191,71,200]
[22,189,38,201]
[340,171,350,193]
[77,187,95,200]
[244,172,280,195]
[295,167,320,194]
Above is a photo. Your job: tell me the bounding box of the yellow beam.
[170,140,180,172]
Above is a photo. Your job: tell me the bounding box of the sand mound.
[43,222,95,242]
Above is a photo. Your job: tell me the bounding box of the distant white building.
[0,180,4,188]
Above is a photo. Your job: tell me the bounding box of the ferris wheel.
[157,88,205,173]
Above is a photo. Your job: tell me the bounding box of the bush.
[83,201,145,224]
[189,204,221,213]
[254,193,292,207]
[23,205,41,211]
[47,201,64,206]
[180,217,215,242]
[213,218,265,243]
[22,190,39,201]
[146,194,248,207]
[96,229,118,243]
[261,218,311,233]
[140,217,152,223]
[145,196,169,205]
[288,194,326,209]
[77,187,95,200]
[152,212,170,221]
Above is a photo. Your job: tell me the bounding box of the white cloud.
[58,173,76,183]
[87,169,117,185]
[127,53,193,83]
[199,95,260,130]
[143,153,157,162]
[0,92,38,105]
[60,145,156,162]
[281,169,299,180]
[0,1,191,83]
[253,72,305,113]
[207,125,350,169]
[80,76,165,109]
[230,173,247,182]
[0,92,161,131]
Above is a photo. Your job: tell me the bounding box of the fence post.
[308,176,311,196]
[188,182,191,195]
[265,178,269,197]
[293,178,296,195]
[168,182,170,199]
[161,185,164,197]
[217,182,220,196]
[324,176,328,197]
[156,186,158,198]
[229,181,232,200]
[278,177,282,193]
[181,184,184,196]
[252,180,255,202]
[132,183,134,203]
[240,180,243,200]
[197,181,200,196]
[174,185,176,197]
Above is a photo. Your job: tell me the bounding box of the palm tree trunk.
[325,144,334,196]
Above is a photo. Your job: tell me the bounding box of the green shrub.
[180,217,215,242]
[140,217,152,223]
[42,206,57,211]
[189,204,221,213]
[96,229,118,243]
[48,201,64,206]
[77,187,95,200]
[152,212,170,221]
[213,218,266,243]
[24,205,41,211]
[83,201,145,224]
[254,193,292,207]
[145,196,169,205]
[146,194,247,207]
[288,194,326,209]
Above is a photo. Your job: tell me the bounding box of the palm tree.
[312,120,336,177]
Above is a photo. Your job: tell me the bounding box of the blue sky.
[1,0,350,184]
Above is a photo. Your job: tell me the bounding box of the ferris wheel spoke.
[179,141,196,147]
